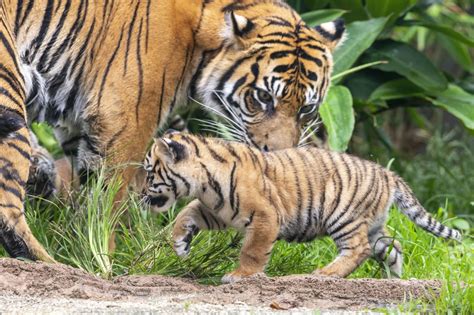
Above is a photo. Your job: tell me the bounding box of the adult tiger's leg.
[0,11,54,262]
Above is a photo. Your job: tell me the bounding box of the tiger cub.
[142,132,461,283]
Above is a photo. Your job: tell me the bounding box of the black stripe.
[229,162,238,213]
[156,70,166,126]
[245,211,255,227]
[200,163,224,211]
[333,221,366,243]
[30,0,55,60]
[197,206,211,229]
[135,19,145,124]
[124,1,141,75]
[98,26,125,107]
[168,168,191,195]
[208,147,227,163]
[37,0,72,73]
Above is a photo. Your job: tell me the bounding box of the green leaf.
[451,218,470,231]
[400,21,474,47]
[328,0,368,22]
[365,40,448,91]
[366,0,417,17]
[369,79,424,101]
[437,34,474,73]
[365,0,418,26]
[429,84,474,130]
[333,17,388,81]
[320,86,354,152]
[301,9,346,26]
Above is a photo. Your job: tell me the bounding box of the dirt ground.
[0,258,441,313]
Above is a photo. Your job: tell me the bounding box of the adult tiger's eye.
[257,90,273,106]
[299,104,316,115]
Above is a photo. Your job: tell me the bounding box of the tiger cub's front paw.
[173,239,191,258]
[172,224,199,258]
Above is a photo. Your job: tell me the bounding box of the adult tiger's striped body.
[142,132,461,283]
[0,0,344,261]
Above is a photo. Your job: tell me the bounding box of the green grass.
[1,132,473,313]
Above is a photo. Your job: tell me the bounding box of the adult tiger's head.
[195,1,345,151]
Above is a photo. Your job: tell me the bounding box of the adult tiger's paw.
[27,147,58,199]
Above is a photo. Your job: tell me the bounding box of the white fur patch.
[319,21,337,35]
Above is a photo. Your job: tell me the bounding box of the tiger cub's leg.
[222,203,280,284]
[315,220,371,277]
[172,199,227,257]
[369,228,403,277]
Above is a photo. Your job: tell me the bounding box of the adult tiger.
[0,0,345,262]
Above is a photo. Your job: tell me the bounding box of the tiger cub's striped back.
[142,132,461,283]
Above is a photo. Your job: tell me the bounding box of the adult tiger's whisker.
[189,96,246,133]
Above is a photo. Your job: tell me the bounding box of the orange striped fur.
[0,0,344,260]
[143,132,461,283]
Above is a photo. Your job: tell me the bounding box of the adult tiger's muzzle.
[247,113,300,151]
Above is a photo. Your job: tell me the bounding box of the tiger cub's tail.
[394,178,462,241]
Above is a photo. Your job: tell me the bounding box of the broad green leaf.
[345,71,385,101]
[329,0,368,22]
[320,86,354,152]
[437,34,474,73]
[366,0,418,26]
[451,218,470,231]
[303,0,330,11]
[301,9,346,26]
[369,79,424,101]
[333,17,388,80]
[399,21,474,47]
[365,40,448,91]
[429,84,474,130]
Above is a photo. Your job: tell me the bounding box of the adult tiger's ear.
[223,11,255,47]
[314,18,346,52]
[154,138,187,163]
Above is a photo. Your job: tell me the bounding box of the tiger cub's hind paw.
[221,271,267,284]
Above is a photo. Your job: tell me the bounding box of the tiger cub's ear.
[314,18,346,52]
[154,138,187,163]
[222,11,255,47]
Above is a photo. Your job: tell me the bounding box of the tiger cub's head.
[142,132,196,213]
[196,2,345,150]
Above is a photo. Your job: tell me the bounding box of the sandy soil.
[0,258,441,313]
